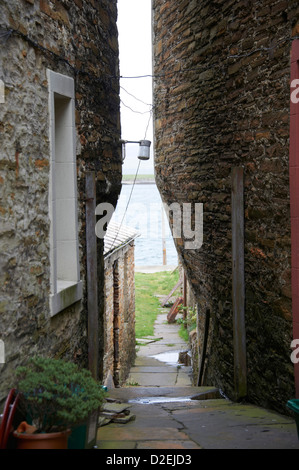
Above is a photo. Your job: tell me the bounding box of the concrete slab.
[97,298,299,450]
[169,400,299,449]
[136,440,202,449]
[133,356,168,367]
[97,440,137,449]
[127,372,180,387]
[98,425,190,442]
[101,386,221,402]
[175,373,194,387]
[97,389,299,449]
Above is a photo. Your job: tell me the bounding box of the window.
[47,70,82,316]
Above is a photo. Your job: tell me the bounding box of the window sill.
[50,280,83,317]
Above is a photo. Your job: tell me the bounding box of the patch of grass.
[126,381,140,387]
[177,306,197,343]
[178,325,189,343]
[134,270,180,338]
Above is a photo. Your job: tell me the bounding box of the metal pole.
[231,167,247,399]
[85,171,99,380]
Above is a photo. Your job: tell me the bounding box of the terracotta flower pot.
[13,429,71,449]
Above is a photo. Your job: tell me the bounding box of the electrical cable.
[120,99,153,115]
[108,158,141,252]
[109,104,153,247]
[120,85,152,107]
[143,109,153,140]
[2,27,299,85]
[107,103,152,249]
[3,24,299,254]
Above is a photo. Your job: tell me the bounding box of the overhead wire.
[109,88,153,249]
[109,102,153,248]
[120,99,153,115]
[2,25,299,251]
[1,27,299,86]
[120,85,152,107]
[108,158,141,252]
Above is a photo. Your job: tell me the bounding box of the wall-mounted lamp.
[121,139,151,162]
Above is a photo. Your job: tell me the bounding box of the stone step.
[102,386,221,403]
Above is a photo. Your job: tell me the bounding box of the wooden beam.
[85,171,99,380]
[197,309,210,386]
[161,278,183,306]
[231,167,247,399]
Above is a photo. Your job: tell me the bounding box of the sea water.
[112,183,178,266]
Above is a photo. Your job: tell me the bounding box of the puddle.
[128,396,192,404]
[150,351,180,365]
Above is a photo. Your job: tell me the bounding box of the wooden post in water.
[231,167,247,399]
[85,171,99,380]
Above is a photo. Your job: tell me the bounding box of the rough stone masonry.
[153,0,299,413]
[0,0,122,402]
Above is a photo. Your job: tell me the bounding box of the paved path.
[127,312,192,388]
[97,312,299,450]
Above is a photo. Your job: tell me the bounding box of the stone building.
[0,0,122,402]
[103,222,138,388]
[153,0,299,413]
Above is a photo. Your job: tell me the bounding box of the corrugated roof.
[104,221,139,256]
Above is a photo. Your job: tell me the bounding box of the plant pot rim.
[13,429,71,440]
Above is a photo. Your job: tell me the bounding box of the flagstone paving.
[97,310,299,449]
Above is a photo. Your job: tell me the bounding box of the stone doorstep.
[100,411,130,418]
[102,402,132,413]
[98,414,136,426]
[98,401,136,427]
[112,415,136,424]
[98,417,112,427]
[105,397,122,404]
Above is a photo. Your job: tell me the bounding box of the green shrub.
[15,356,106,433]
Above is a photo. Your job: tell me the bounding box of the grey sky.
[117,0,154,175]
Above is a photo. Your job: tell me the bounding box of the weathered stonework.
[153,0,299,412]
[0,0,122,403]
[103,241,136,388]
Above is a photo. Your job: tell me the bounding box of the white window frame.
[47,69,82,317]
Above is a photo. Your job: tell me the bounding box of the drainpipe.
[231,167,247,400]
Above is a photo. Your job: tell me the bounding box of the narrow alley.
[2,0,299,455]
[97,288,299,450]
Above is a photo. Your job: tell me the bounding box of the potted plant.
[12,356,106,449]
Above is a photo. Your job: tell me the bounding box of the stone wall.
[103,242,136,388]
[153,0,299,412]
[0,0,122,403]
